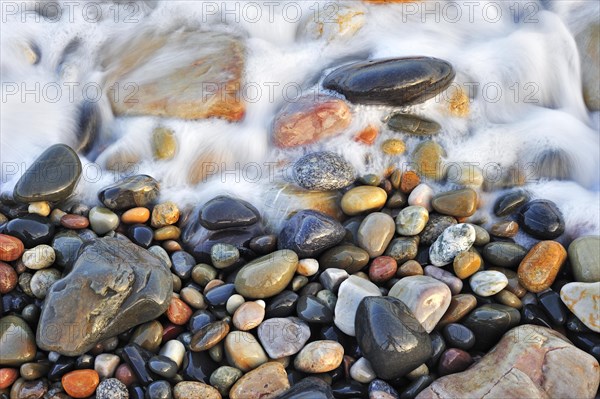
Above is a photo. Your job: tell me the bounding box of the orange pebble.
[166,297,193,325]
[400,170,421,194]
[354,125,379,145]
[62,370,100,398]
[0,368,18,389]
[0,234,24,262]
[121,207,151,224]
[60,214,90,229]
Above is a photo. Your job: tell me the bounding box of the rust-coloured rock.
[518,241,567,293]
[62,370,100,398]
[0,234,24,262]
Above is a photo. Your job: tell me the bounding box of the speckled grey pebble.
[96,378,129,399]
[293,152,355,191]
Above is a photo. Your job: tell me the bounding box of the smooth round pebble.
[469,271,509,297]
[297,258,319,276]
[22,244,55,270]
[294,340,344,373]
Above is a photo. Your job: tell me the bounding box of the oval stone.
[469,271,508,297]
[453,249,482,279]
[293,152,355,191]
[319,245,370,274]
[482,242,527,268]
[341,186,387,216]
[387,112,441,135]
[437,294,477,327]
[294,340,344,373]
[61,369,99,399]
[234,250,298,299]
[224,331,268,372]
[518,241,567,293]
[278,210,345,258]
[13,144,82,203]
[0,234,24,262]
[560,282,600,333]
[0,316,36,366]
[173,381,221,399]
[412,141,445,180]
[494,190,529,217]
[258,317,310,359]
[199,196,260,230]
[429,223,476,266]
[190,321,230,352]
[232,301,265,331]
[229,362,290,399]
[98,175,159,210]
[357,212,395,258]
[568,236,600,283]
[431,188,478,218]
[396,206,429,236]
[334,275,382,336]
[322,57,455,106]
[518,199,565,239]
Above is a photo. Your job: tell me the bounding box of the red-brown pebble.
[162,324,185,342]
[438,348,473,376]
[60,214,90,230]
[61,370,100,398]
[400,171,420,194]
[354,125,379,145]
[115,364,137,386]
[0,368,18,389]
[0,234,24,262]
[166,297,193,325]
[369,256,398,283]
[0,261,18,294]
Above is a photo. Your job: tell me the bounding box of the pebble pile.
[0,51,598,399]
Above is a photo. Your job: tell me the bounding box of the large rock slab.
[103,27,245,121]
[416,325,600,399]
[37,237,172,356]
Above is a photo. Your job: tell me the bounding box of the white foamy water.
[1,0,599,243]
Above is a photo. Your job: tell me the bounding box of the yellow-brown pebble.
[152,202,180,228]
[518,241,567,293]
[494,289,523,309]
[229,362,290,399]
[28,201,50,217]
[381,139,406,155]
[232,302,265,331]
[61,370,100,398]
[154,226,181,241]
[174,381,222,399]
[293,340,344,373]
[122,207,150,224]
[397,260,423,277]
[341,186,387,216]
[453,250,482,279]
[490,221,519,238]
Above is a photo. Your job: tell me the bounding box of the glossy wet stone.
[147,355,178,379]
[356,297,432,380]
[297,295,334,324]
[521,304,552,328]
[195,196,260,231]
[482,241,527,268]
[518,240,567,293]
[490,220,519,238]
[128,224,154,248]
[293,152,355,191]
[341,186,388,216]
[385,236,419,264]
[568,235,600,282]
[229,362,289,399]
[493,191,528,217]
[319,245,370,273]
[122,344,154,386]
[442,324,475,350]
[37,237,172,356]
[437,348,473,376]
[278,210,344,258]
[323,57,455,106]
[358,212,396,258]
[431,188,478,218]
[518,199,565,239]
[461,304,521,351]
[424,265,463,295]
[294,340,344,373]
[332,380,368,398]
[171,251,196,280]
[257,317,310,359]
[469,271,508,296]
[146,380,172,399]
[61,369,99,398]
[369,256,398,283]
[266,291,298,318]
[47,356,75,380]
[205,283,236,305]
[190,320,229,352]
[51,231,84,269]
[387,113,441,135]
[4,215,55,247]
[538,289,568,325]
[98,175,159,210]
[437,294,477,327]
[235,250,298,299]
[335,275,381,336]
[173,381,221,399]
[396,206,429,236]
[130,320,163,352]
[88,207,119,235]
[181,350,217,384]
[417,325,600,399]
[0,261,17,294]
[13,144,82,203]
[389,275,451,332]
[400,375,434,399]
[225,331,268,372]
[369,379,400,399]
[0,316,36,366]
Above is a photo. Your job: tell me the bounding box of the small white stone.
[560,282,600,333]
[469,271,508,297]
[89,206,119,235]
[95,353,120,379]
[350,357,376,383]
[408,184,434,211]
[159,340,186,367]
[297,258,319,276]
[396,206,429,236]
[28,201,51,217]
[22,245,55,270]
[429,223,476,266]
[226,294,246,315]
[255,299,266,309]
[334,275,381,336]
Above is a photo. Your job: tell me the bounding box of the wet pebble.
[518,199,565,239]
[341,186,387,216]
[396,206,429,236]
[357,212,396,258]
[429,223,475,266]
[469,270,508,296]
[294,340,344,373]
[293,152,355,191]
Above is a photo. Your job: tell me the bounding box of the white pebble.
[408,184,434,211]
[22,245,55,270]
[255,299,266,309]
[350,357,376,383]
[94,353,120,379]
[159,340,186,367]
[297,258,319,276]
[226,294,245,314]
[470,271,508,296]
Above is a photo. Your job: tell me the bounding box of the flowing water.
[1,0,599,243]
